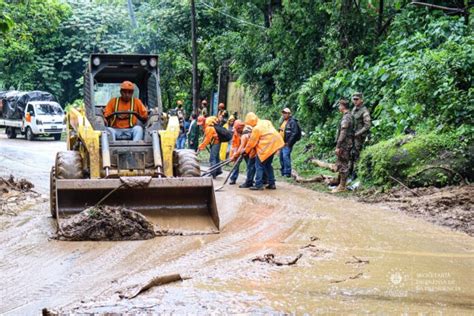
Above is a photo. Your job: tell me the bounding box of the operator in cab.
[104,81,148,141]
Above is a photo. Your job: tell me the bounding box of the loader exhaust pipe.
[151,131,164,177]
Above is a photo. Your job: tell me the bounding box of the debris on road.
[309,158,337,172]
[42,307,59,316]
[301,243,318,249]
[345,256,370,265]
[301,245,332,258]
[252,253,303,266]
[120,274,190,299]
[291,170,334,184]
[55,206,156,241]
[330,272,364,284]
[359,185,474,236]
[0,175,44,215]
[155,229,219,236]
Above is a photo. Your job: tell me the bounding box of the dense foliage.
[0,0,472,185]
[358,131,472,187]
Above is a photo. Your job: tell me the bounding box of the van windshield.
[94,83,139,106]
[35,103,64,115]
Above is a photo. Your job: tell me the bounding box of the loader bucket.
[53,177,220,233]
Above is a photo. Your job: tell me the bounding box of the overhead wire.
[198,1,266,30]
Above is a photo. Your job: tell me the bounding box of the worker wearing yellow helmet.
[198,116,222,178]
[243,112,284,190]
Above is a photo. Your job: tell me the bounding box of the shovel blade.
[54,177,220,232]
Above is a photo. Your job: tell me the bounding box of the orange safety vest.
[110,97,135,128]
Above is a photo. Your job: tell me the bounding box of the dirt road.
[1,132,473,314]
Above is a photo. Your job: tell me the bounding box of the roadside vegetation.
[0,0,472,188]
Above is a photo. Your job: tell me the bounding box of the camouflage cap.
[338,98,349,108]
[352,92,363,99]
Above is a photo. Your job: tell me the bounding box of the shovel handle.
[201,158,233,176]
[215,155,244,191]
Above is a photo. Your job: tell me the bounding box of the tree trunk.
[377,0,384,35]
[190,0,199,115]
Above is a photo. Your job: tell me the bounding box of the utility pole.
[127,0,137,28]
[190,0,199,114]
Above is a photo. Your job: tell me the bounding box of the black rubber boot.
[239,183,252,188]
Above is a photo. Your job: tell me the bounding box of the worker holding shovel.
[242,112,284,190]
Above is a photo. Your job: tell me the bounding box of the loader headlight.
[92,57,101,66]
[149,58,157,67]
[140,59,148,66]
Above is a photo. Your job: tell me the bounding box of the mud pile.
[56,206,156,241]
[360,185,474,236]
[0,175,42,215]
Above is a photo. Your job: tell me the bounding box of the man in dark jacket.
[279,107,300,177]
[187,113,200,151]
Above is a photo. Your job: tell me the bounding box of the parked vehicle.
[0,91,65,141]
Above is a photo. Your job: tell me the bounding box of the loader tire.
[50,167,57,218]
[174,149,201,177]
[55,151,84,180]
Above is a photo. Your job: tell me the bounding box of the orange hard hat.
[245,112,258,127]
[120,81,135,91]
[197,115,206,126]
[234,119,244,129]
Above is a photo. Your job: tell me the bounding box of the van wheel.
[174,149,201,177]
[6,127,17,139]
[26,127,35,141]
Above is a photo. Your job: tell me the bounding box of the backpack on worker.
[293,118,302,142]
[214,124,233,142]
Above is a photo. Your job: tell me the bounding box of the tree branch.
[410,2,466,14]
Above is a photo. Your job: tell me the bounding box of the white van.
[0,101,66,141]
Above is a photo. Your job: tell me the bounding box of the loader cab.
[84,54,163,138]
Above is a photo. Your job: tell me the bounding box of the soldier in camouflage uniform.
[332,99,354,193]
[350,92,371,178]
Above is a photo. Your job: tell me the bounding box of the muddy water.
[0,132,473,314]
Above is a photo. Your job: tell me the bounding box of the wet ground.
[360,185,474,236]
[1,131,473,314]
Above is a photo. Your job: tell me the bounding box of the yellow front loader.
[50,54,219,232]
